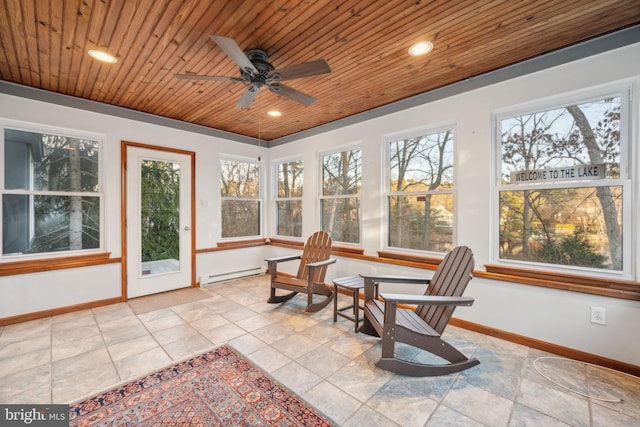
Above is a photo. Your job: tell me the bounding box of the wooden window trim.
[0,252,118,276]
[477,264,640,301]
[196,239,269,253]
[269,237,365,257]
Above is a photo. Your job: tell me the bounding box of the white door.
[126,146,193,298]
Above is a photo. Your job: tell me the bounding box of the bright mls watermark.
[1,405,68,426]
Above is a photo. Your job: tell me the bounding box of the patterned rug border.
[69,344,335,426]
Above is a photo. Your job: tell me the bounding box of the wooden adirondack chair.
[358,246,479,376]
[265,231,336,312]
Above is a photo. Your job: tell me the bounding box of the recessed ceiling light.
[408,41,433,56]
[88,50,117,63]
[267,110,282,117]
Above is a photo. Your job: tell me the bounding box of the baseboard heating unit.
[200,266,264,285]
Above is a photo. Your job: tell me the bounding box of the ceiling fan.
[175,35,331,109]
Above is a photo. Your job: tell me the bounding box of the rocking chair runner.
[358,245,479,376]
[265,231,336,312]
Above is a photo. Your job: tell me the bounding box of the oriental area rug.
[69,345,334,426]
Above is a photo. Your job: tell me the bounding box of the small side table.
[332,275,365,332]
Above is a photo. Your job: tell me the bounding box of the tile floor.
[1,274,639,426]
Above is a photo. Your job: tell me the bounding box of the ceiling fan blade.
[270,59,331,81]
[174,74,245,83]
[210,35,257,74]
[268,84,316,106]
[236,85,261,109]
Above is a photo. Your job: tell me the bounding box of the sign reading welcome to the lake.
[510,163,606,184]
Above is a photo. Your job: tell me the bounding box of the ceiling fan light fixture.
[88,50,117,63]
[267,110,282,117]
[408,41,433,56]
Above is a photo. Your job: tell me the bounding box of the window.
[320,147,361,244]
[275,159,303,238]
[497,89,630,274]
[2,126,102,257]
[387,129,455,253]
[220,157,260,238]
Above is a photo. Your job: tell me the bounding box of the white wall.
[266,42,640,366]
[0,42,638,366]
[0,94,268,318]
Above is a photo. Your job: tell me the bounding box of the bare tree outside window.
[321,148,361,244]
[275,160,303,237]
[220,158,260,238]
[3,128,101,256]
[499,95,625,271]
[387,130,454,253]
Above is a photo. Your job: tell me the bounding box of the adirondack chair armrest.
[306,258,337,282]
[265,254,302,264]
[306,258,337,269]
[380,293,475,307]
[359,274,432,285]
[360,274,432,303]
[265,254,302,277]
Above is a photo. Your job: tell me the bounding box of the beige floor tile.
[228,333,267,355]
[515,378,590,427]
[99,320,149,346]
[52,348,112,381]
[303,380,361,425]
[0,317,51,342]
[0,347,50,377]
[247,346,292,373]
[426,405,487,427]
[189,313,229,332]
[298,346,351,379]
[327,360,393,402]
[107,334,160,361]
[0,364,51,404]
[200,322,247,344]
[366,381,438,427]
[443,379,514,427]
[272,333,319,359]
[52,334,105,361]
[234,313,275,332]
[54,365,120,403]
[52,323,101,346]
[113,346,171,381]
[152,323,199,345]
[271,361,323,396]
[507,403,572,427]
[162,333,214,361]
[342,405,399,427]
[0,334,50,359]
[251,322,296,344]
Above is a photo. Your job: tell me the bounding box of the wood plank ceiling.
[1,0,639,141]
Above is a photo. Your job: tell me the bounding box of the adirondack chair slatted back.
[296,231,332,283]
[416,246,474,335]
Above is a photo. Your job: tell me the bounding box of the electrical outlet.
[590,306,606,325]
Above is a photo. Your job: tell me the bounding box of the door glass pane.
[140,160,180,276]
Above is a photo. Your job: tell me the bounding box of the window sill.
[268,238,365,256]
[196,239,268,253]
[0,252,118,276]
[477,264,640,301]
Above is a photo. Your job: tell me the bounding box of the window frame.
[492,83,633,280]
[1,120,105,261]
[273,156,304,239]
[218,154,263,241]
[383,125,456,255]
[318,144,362,245]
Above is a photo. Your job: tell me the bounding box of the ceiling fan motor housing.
[244,48,274,84]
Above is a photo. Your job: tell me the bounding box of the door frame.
[121,140,196,300]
